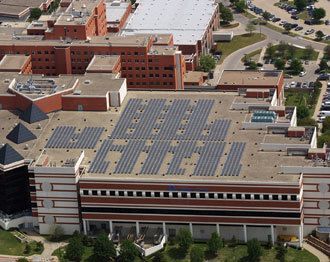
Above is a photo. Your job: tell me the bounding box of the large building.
[0,70,329,253]
[122,0,220,70]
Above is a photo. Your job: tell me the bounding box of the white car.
[279,21,287,26]
[299,71,307,77]
[290,81,296,88]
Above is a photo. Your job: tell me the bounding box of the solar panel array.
[88,98,246,177]
[221,142,246,177]
[46,126,104,149]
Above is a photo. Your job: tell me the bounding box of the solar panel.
[167,141,196,175]
[88,140,113,174]
[221,142,246,176]
[193,142,226,176]
[46,126,104,149]
[140,141,171,174]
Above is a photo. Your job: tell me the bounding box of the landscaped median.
[216,33,266,63]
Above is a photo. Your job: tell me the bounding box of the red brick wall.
[54,47,72,75]
[0,95,17,110]
[34,93,63,113]
[62,96,108,111]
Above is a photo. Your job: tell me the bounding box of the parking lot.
[249,0,330,38]
[317,81,330,123]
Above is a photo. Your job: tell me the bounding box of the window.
[127,191,133,197]
[134,52,138,55]
[137,191,143,197]
[173,192,178,198]
[155,192,160,197]
[199,193,205,198]
[209,193,215,199]
[263,194,269,200]
[217,193,224,199]
[146,192,152,197]
[227,193,233,199]
[254,194,260,200]
[149,74,154,77]
[273,195,279,200]
[92,190,97,196]
[282,195,288,201]
[191,192,196,198]
[245,194,251,199]
[291,195,297,201]
[83,190,88,195]
[182,192,187,198]
[236,194,242,199]
[101,191,106,196]
[164,192,170,198]
[119,191,124,197]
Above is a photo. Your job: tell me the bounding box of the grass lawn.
[298,10,310,21]
[285,90,313,114]
[266,44,319,61]
[241,48,262,62]
[217,33,266,63]
[0,230,43,256]
[243,11,256,19]
[159,243,319,262]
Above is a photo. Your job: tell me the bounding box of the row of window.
[128,82,174,86]
[81,190,299,201]
[123,73,173,78]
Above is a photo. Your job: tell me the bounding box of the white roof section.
[122,0,218,45]
[106,1,130,23]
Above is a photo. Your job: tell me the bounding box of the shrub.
[247,238,262,262]
[207,232,222,256]
[175,228,193,251]
[190,246,204,262]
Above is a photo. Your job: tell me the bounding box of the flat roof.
[86,55,120,72]
[0,54,30,71]
[106,1,130,23]
[122,0,218,45]
[219,70,283,87]
[20,91,313,183]
[184,71,207,83]
[148,46,178,56]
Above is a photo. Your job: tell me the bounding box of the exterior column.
[136,221,140,236]
[109,221,113,233]
[216,224,220,235]
[189,223,193,237]
[243,224,247,243]
[271,225,275,245]
[83,219,87,235]
[162,222,166,236]
[299,224,303,247]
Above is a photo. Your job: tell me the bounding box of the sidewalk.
[303,242,330,262]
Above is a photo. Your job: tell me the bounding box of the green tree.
[228,235,237,248]
[297,105,309,119]
[303,45,315,60]
[283,23,292,34]
[221,6,234,24]
[318,132,330,147]
[245,20,256,36]
[265,43,275,59]
[176,228,193,252]
[49,225,64,241]
[294,0,307,11]
[315,30,325,41]
[276,243,287,262]
[312,8,326,21]
[289,59,304,75]
[66,236,84,262]
[152,251,168,262]
[319,59,328,71]
[190,246,204,262]
[207,232,222,256]
[36,241,43,252]
[298,117,317,126]
[198,54,216,72]
[247,239,262,262]
[287,45,296,59]
[322,117,330,133]
[247,61,258,70]
[235,0,246,13]
[324,45,330,60]
[274,58,285,70]
[17,258,29,262]
[29,8,42,20]
[119,240,139,262]
[24,243,31,255]
[93,233,116,262]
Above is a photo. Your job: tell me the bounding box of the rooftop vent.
[84,80,91,85]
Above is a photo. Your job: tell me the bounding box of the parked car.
[272,17,281,22]
[308,82,314,89]
[302,82,308,88]
[325,20,330,25]
[285,83,290,89]
[318,74,330,80]
[296,82,302,88]
[304,29,315,35]
[295,26,303,31]
[291,23,298,28]
[291,15,299,20]
[299,71,307,77]
[279,21,287,26]
[290,81,297,88]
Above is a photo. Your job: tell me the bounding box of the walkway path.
[303,242,330,262]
